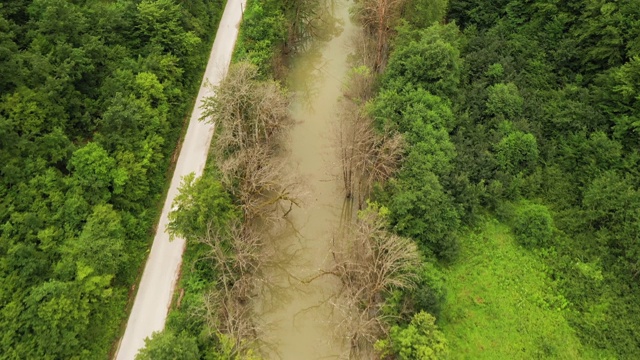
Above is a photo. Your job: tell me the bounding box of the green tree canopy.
[495,130,539,175]
[388,172,460,260]
[168,172,239,240]
[135,330,199,360]
[58,204,127,278]
[513,202,553,248]
[376,311,448,360]
[384,23,462,98]
[136,0,201,57]
[485,82,524,120]
[67,142,119,204]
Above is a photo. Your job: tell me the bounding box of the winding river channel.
[256,1,357,358]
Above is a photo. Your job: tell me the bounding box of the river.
[256,0,357,358]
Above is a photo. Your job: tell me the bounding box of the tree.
[446,0,509,29]
[485,82,524,120]
[28,0,89,47]
[171,197,270,358]
[201,62,291,157]
[136,0,201,57]
[582,171,639,231]
[67,142,121,204]
[136,330,199,360]
[0,87,71,173]
[168,172,238,241]
[383,23,462,98]
[59,204,127,278]
[326,204,421,357]
[0,13,18,93]
[403,0,448,29]
[353,0,408,71]
[495,130,539,176]
[582,171,640,272]
[237,0,286,74]
[402,121,456,178]
[200,62,300,222]
[597,56,640,148]
[554,131,622,187]
[372,87,457,134]
[21,266,114,359]
[0,0,227,357]
[513,202,554,248]
[337,66,404,207]
[198,222,269,358]
[388,172,460,260]
[375,311,448,360]
[573,1,632,73]
[371,65,460,260]
[96,74,168,153]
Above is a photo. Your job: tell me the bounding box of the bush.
[513,202,553,248]
[495,131,539,176]
[409,263,447,319]
[135,331,199,360]
[375,311,448,360]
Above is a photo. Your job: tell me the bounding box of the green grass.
[439,218,598,359]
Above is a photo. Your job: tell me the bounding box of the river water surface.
[256,1,357,358]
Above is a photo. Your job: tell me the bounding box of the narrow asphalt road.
[115,1,247,358]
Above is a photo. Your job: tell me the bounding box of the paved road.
[115,1,247,358]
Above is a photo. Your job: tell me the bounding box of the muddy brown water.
[255,1,357,359]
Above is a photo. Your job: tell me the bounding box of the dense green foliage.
[234,0,336,77]
[512,202,553,248]
[136,330,200,360]
[0,0,225,357]
[376,311,448,359]
[15,0,635,356]
[168,172,238,241]
[233,0,286,75]
[373,23,463,262]
[145,165,242,359]
[372,0,640,357]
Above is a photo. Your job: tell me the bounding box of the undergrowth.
[439,218,611,359]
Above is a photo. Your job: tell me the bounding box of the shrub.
[513,202,553,247]
[375,311,448,360]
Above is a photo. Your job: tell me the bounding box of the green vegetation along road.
[116,1,247,358]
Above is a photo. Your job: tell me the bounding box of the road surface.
[115,1,247,358]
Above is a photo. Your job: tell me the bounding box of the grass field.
[438,218,604,359]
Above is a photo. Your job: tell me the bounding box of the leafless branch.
[335,62,404,209]
[201,62,306,223]
[352,0,407,71]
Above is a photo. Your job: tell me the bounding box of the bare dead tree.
[326,207,421,357]
[200,62,304,223]
[186,62,307,357]
[201,62,292,157]
[350,28,379,73]
[233,146,305,224]
[352,0,407,71]
[192,220,274,357]
[338,103,404,208]
[336,63,404,209]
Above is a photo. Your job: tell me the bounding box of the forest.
[3,0,640,358]
[0,0,225,358]
[367,0,640,357]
